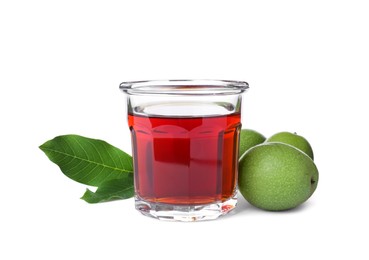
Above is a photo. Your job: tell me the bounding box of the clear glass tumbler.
[120,80,249,221]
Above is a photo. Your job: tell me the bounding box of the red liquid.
[129,113,241,205]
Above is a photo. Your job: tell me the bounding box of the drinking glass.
[120,80,249,221]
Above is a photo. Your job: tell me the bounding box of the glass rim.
[119,79,249,95]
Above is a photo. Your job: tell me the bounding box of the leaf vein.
[41,147,132,174]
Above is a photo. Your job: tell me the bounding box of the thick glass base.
[135,192,237,222]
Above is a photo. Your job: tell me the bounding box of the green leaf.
[39,134,133,187]
[81,176,134,203]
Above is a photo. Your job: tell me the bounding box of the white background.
[1,0,368,259]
